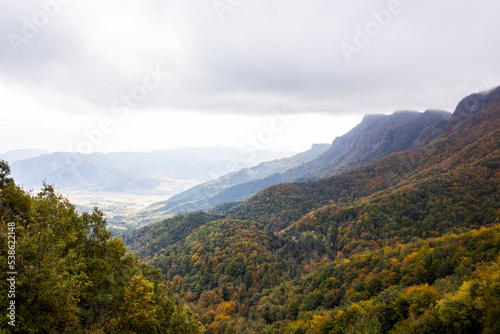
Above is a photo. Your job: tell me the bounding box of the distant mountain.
[149,143,330,215]
[9,146,295,194]
[0,149,48,163]
[151,145,295,163]
[152,108,451,216]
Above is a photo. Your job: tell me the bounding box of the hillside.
[292,109,451,180]
[148,143,330,216]
[124,86,500,333]
[9,146,296,230]
[219,90,498,231]
[10,146,295,193]
[153,109,452,217]
[0,162,204,333]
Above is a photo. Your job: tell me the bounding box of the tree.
[117,275,157,333]
[0,161,204,333]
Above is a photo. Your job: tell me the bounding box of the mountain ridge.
[119,86,500,332]
[149,143,330,215]
[153,107,453,217]
[218,86,500,229]
[9,146,296,194]
[0,148,48,163]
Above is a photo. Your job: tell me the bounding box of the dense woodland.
[124,89,500,333]
[152,109,452,219]
[0,161,204,333]
[1,89,499,333]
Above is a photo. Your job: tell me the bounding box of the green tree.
[0,161,204,333]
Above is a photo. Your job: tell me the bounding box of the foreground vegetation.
[0,160,204,333]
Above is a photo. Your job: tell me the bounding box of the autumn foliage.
[126,90,500,332]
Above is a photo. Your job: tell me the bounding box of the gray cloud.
[1,0,499,116]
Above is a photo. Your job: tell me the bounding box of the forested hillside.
[152,109,451,219]
[124,87,500,333]
[1,86,497,333]
[129,144,330,223]
[0,161,204,333]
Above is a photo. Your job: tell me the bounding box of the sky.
[1,0,499,154]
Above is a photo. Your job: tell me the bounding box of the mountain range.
[2,85,498,333]
[0,148,48,163]
[122,143,330,219]
[9,146,296,195]
[148,108,452,217]
[123,86,500,333]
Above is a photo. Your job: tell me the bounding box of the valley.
[5,146,299,230]
[2,2,498,332]
[2,86,499,333]
[122,86,500,333]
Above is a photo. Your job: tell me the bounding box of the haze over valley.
[3,146,298,226]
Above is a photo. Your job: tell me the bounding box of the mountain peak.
[311,143,331,151]
[423,109,451,118]
[452,85,500,123]
[360,114,385,123]
[392,110,420,115]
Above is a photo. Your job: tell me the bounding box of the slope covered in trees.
[124,87,500,333]
[221,88,499,232]
[141,144,330,217]
[153,109,451,218]
[0,161,204,333]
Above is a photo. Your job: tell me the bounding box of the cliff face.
[295,108,452,180]
[451,86,500,125]
[154,86,500,217]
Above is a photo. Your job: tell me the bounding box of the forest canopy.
[0,160,204,333]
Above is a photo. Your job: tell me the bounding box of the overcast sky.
[1,0,499,153]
